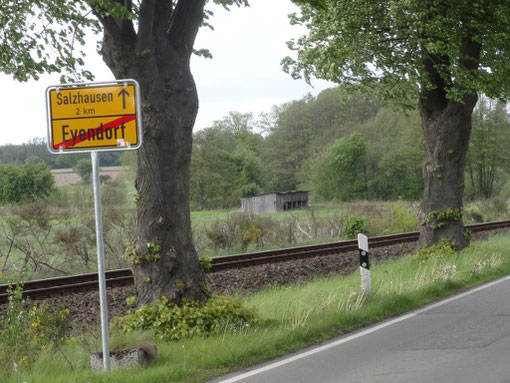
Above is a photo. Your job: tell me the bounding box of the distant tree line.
[191,86,510,210]
[0,139,124,205]
[1,86,509,209]
[0,138,122,169]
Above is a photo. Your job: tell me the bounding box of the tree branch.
[168,0,206,54]
[154,0,173,42]
[137,0,156,51]
[86,0,136,45]
[136,0,174,54]
[419,47,449,111]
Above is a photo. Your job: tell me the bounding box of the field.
[2,170,510,382]
[51,167,129,187]
[0,172,509,283]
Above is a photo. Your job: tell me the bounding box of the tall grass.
[0,180,134,282]
[4,235,510,383]
[2,182,510,281]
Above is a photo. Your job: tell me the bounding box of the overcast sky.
[0,1,333,146]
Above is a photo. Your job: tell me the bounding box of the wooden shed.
[241,191,309,214]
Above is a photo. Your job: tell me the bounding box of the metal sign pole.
[45,79,143,372]
[357,233,371,294]
[91,151,111,372]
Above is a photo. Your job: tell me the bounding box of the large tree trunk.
[98,0,209,306]
[417,37,481,251]
[418,94,478,250]
[131,61,208,306]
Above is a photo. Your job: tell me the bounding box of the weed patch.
[113,296,259,341]
[0,283,71,376]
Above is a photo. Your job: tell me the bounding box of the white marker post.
[357,233,371,294]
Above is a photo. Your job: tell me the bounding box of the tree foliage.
[190,112,265,209]
[301,132,367,201]
[261,87,381,191]
[1,0,249,306]
[189,86,510,208]
[284,1,510,106]
[73,158,92,184]
[0,1,98,82]
[0,0,248,82]
[190,86,425,207]
[283,0,510,249]
[0,139,121,169]
[466,96,510,199]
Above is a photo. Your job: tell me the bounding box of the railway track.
[1,220,509,303]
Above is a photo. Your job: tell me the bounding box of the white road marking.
[215,275,510,383]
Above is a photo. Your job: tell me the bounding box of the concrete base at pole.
[90,344,158,371]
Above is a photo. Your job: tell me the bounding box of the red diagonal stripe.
[53,115,136,149]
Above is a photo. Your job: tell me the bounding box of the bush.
[342,216,367,238]
[409,237,457,263]
[242,220,268,250]
[73,158,92,184]
[386,200,418,232]
[367,200,418,234]
[205,213,277,251]
[206,223,229,249]
[114,296,259,341]
[464,205,484,223]
[0,283,70,373]
[0,162,54,205]
[206,213,255,250]
[239,182,262,198]
[481,197,508,221]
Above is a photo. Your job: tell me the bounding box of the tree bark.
[96,0,209,306]
[417,32,481,251]
[131,58,208,306]
[418,95,477,250]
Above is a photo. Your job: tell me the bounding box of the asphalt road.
[209,276,510,383]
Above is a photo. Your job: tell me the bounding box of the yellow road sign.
[46,80,142,153]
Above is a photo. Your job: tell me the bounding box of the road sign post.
[91,150,111,371]
[46,80,142,372]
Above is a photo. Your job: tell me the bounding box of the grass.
[190,209,236,228]
[4,234,510,383]
[192,200,422,258]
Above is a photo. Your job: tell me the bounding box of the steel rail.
[0,220,509,303]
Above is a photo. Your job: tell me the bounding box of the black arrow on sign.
[118,88,130,109]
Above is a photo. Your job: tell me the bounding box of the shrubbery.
[205,213,275,251]
[0,180,135,278]
[409,237,457,263]
[0,283,70,373]
[0,162,54,205]
[342,216,367,238]
[114,296,259,341]
[463,204,484,223]
[73,158,92,184]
